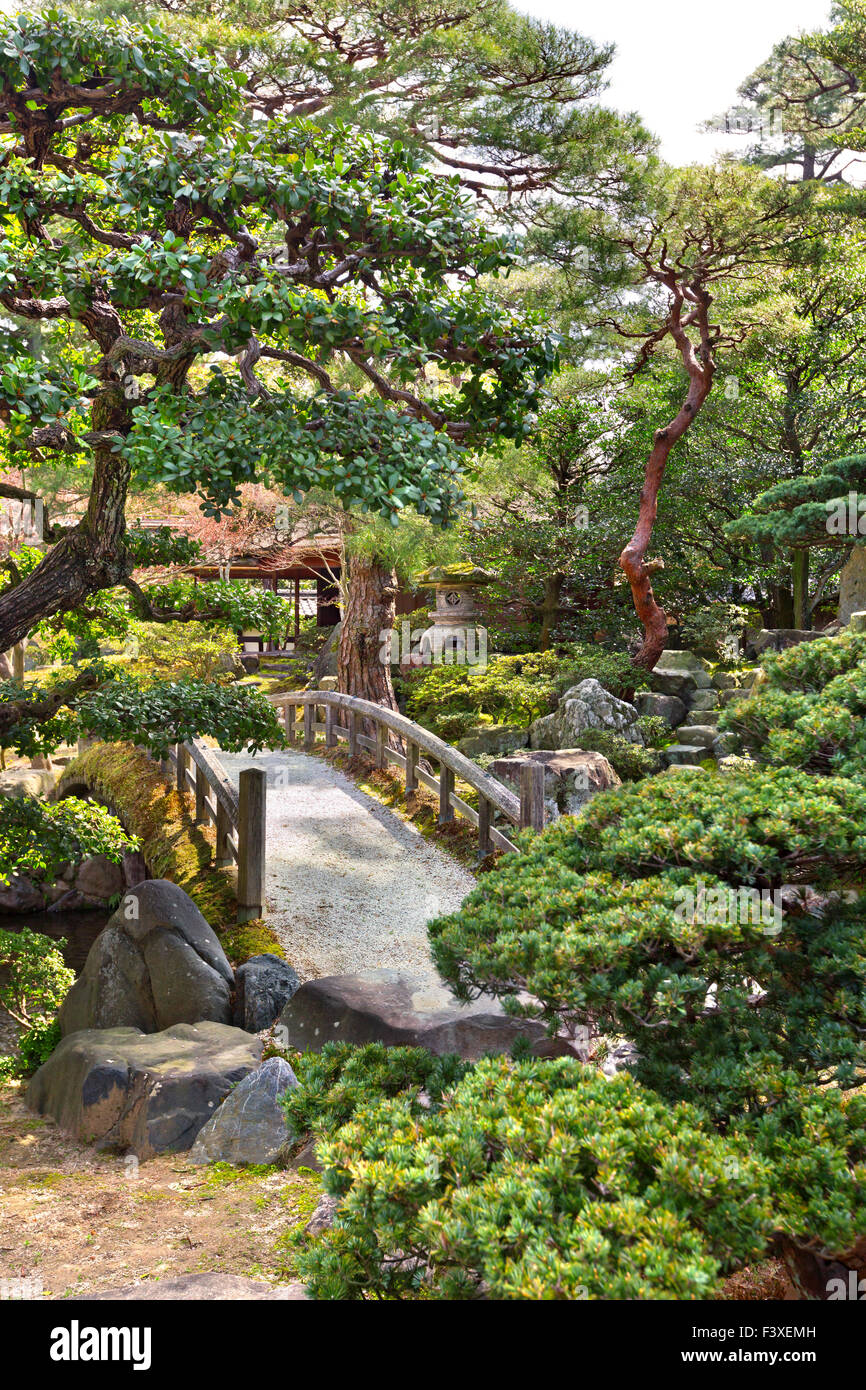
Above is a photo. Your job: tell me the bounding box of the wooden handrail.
[164,739,266,923]
[269,689,545,855]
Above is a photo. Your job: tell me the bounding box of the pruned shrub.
[298,1056,771,1301]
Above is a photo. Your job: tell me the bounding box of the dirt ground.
[0,1081,320,1299]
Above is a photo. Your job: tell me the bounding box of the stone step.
[677,725,718,750]
[663,744,707,766]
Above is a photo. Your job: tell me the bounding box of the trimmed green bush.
[721,629,866,777]
[297,1055,771,1301]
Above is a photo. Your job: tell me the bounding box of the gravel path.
[217,749,476,983]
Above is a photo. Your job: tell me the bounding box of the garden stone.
[676,725,717,750]
[278,970,578,1061]
[305,1194,339,1237]
[0,872,44,912]
[663,744,705,767]
[491,749,620,819]
[26,1021,262,1160]
[189,1056,298,1165]
[746,628,824,657]
[712,671,740,690]
[456,724,528,758]
[74,854,125,901]
[58,880,234,1036]
[529,678,642,750]
[648,670,697,697]
[635,692,687,728]
[713,733,738,759]
[0,769,58,799]
[719,687,750,707]
[234,954,301,1032]
[687,689,719,711]
[655,649,711,674]
[694,709,720,726]
[848,611,866,633]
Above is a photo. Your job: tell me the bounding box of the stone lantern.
[414,564,494,665]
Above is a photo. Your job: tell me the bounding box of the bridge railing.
[269,689,544,856]
[164,738,267,923]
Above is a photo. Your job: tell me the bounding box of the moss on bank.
[56,742,283,965]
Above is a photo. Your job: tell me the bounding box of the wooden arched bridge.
[161,692,546,947]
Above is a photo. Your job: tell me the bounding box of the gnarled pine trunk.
[337,553,399,719]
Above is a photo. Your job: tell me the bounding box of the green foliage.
[76,672,286,759]
[428,764,866,1119]
[721,629,866,776]
[0,664,286,759]
[406,644,646,737]
[0,927,74,1028]
[12,1015,62,1077]
[572,727,664,780]
[679,603,750,660]
[133,621,240,683]
[125,526,203,568]
[0,795,137,883]
[298,1055,771,1300]
[282,1042,472,1141]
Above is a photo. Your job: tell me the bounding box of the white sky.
[517,0,836,165]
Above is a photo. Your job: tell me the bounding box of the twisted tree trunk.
[620,285,715,670]
[337,553,399,715]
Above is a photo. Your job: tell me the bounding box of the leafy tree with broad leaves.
[0,7,556,744]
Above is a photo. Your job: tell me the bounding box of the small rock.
[529,679,642,751]
[305,1194,339,1238]
[688,689,720,711]
[190,1056,298,1166]
[635,692,687,728]
[676,725,717,750]
[663,745,705,766]
[457,724,528,758]
[0,872,44,912]
[74,854,125,901]
[234,954,301,1032]
[711,671,740,690]
[719,687,751,707]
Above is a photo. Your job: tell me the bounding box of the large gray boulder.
[529,678,642,751]
[0,872,44,912]
[278,970,577,1061]
[745,628,824,657]
[648,649,713,696]
[190,1056,298,1165]
[490,748,620,820]
[234,954,301,1032]
[58,880,234,1036]
[26,1021,262,1160]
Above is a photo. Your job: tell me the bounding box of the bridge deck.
[215,748,476,984]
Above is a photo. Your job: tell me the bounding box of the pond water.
[0,909,111,975]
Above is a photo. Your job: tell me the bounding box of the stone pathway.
[216,749,476,983]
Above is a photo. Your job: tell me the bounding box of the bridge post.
[176,744,188,797]
[478,796,492,856]
[375,723,386,770]
[325,703,337,748]
[237,766,267,922]
[194,761,207,824]
[519,761,545,831]
[439,763,455,824]
[303,703,315,750]
[405,741,418,794]
[348,710,358,759]
[283,703,296,745]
